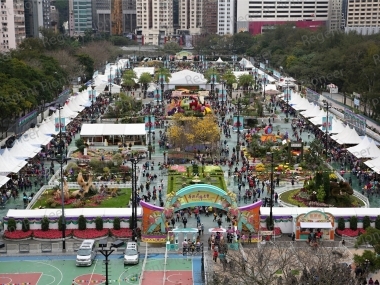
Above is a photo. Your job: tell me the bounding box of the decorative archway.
[140,184,262,243]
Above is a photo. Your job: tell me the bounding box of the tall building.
[1,0,26,52]
[236,0,329,35]
[328,0,344,31]
[217,0,236,35]
[50,5,59,32]
[68,0,92,35]
[24,0,51,38]
[122,0,136,35]
[178,0,202,35]
[136,0,174,45]
[202,0,217,34]
[344,0,380,34]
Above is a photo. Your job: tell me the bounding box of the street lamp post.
[130,156,139,241]
[148,104,152,160]
[91,85,95,119]
[286,80,289,119]
[221,80,225,108]
[324,102,331,158]
[267,152,274,231]
[236,95,241,164]
[156,85,160,106]
[109,67,113,96]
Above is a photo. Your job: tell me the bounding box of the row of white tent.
[281,92,380,173]
[0,63,127,187]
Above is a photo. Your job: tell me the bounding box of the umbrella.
[265,89,281,95]
[209,227,227,233]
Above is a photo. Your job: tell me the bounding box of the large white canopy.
[292,98,313,111]
[300,222,332,229]
[133,67,155,80]
[318,118,345,134]
[309,111,328,125]
[168,70,207,85]
[0,149,27,175]
[216,57,224,63]
[331,126,362,145]
[9,140,41,159]
[0,175,10,187]
[22,128,52,146]
[300,105,320,118]
[80,123,146,136]
[365,156,380,173]
[240,58,254,69]
[348,140,380,159]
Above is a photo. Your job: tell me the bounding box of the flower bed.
[335,228,366,237]
[3,230,33,240]
[260,227,282,236]
[110,228,133,239]
[33,229,73,239]
[73,229,109,239]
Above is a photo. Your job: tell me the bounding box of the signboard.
[260,231,273,235]
[154,89,162,102]
[159,75,166,84]
[218,89,227,102]
[272,70,281,79]
[306,88,320,103]
[233,116,244,131]
[354,98,360,106]
[17,110,37,127]
[54,117,65,132]
[182,191,219,203]
[88,90,96,100]
[290,143,302,148]
[210,74,217,84]
[144,116,155,131]
[344,108,366,135]
[283,88,292,101]
[321,116,333,131]
[353,92,361,98]
[232,83,238,90]
[260,63,266,69]
[198,91,209,97]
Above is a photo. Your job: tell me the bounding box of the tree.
[221,69,237,91]
[356,227,380,254]
[162,42,182,54]
[76,53,94,80]
[138,72,153,98]
[154,67,171,83]
[238,74,255,91]
[204,67,219,83]
[122,70,137,91]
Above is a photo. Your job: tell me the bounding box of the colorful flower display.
[73,229,109,239]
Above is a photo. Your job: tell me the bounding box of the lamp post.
[211,71,216,99]
[267,152,274,231]
[52,104,71,252]
[324,102,331,158]
[130,156,139,241]
[91,85,95,119]
[160,72,165,98]
[236,95,241,164]
[263,76,267,103]
[98,241,125,285]
[148,104,152,160]
[221,80,225,108]
[286,80,289,119]
[156,85,160,106]
[109,67,113,96]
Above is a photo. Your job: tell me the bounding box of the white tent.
[300,105,320,118]
[352,140,380,158]
[318,118,345,134]
[0,149,27,175]
[9,140,40,159]
[168,70,207,89]
[309,111,328,125]
[239,58,254,69]
[0,175,10,187]
[292,98,313,111]
[80,123,146,136]
[332,126,362,145]
[216,57,224,63]
[347,136,371,158]
[38,119,58,135]
[21,128,52,146]
[365,156,380,172]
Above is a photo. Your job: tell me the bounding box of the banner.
[154,89,162,102]
[88,90,96,100]
[233,116,244,131]
[55,117,65,133]
[159,75,166,84]
[210,74,217,84]
[273,70,281,79]
[321,116,333,131]
[306,88,320,103]
[344,108,366,135]
[218,89,227,102]
[260,63,266,69]
[144,116,155,131]
[283,88,292,101]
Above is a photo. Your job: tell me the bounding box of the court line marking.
[25,261,63,285]
[43,274,56,285]
[117,268,128,285]
[89,259,98,284]
[0,277,12,283]
[36,272,43,285]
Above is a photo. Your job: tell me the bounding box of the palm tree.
[138,72,153,98]
[154,67,171,86]
[122,70,137,91]
[221,69,237,95]
[238,74,254,92]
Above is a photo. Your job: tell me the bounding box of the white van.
[124,242,139,265]
[76,239,97,266]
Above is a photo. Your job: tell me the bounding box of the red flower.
[336,228,365,237]
[4,230,32,239]
[73,229,109,239]
[33,229,72,239]
[110,228,133,238]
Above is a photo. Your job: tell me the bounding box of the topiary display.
[7,218,16,232]
[58,215,65,231]
[78,215,87,231]
[41,216,50,231]
[22,219,30,232]
[113,217,121,230]
[376,216,380,230]
[338,217,345,230]
[362,216,371,230]
[350,216,358,231]
[95,216,103,231]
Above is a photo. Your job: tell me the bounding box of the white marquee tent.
[21,128,52,146]
[331,126,362,145]
[167,70,207,89]
[364,156,380,173]
[300,105,322,118]
[9,140,41,159]
[240,58,254,69]
[216,57,224,63]
[318,118,345,134]
[0,175,10,187]
[309,111,328,125]
[80,124,146,137]
[292,98,313,111]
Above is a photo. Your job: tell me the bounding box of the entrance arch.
[140,184,262,243]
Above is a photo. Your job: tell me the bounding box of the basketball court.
[0,253,203,285]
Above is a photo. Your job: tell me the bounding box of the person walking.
[201,224,204,235]
[213,249,218,262]
[183,217,187,228]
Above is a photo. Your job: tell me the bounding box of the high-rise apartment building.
[0,0,25,52]
[236,0,329,35]
[68,0,92,35]
[328,0,344,31]
[202,0,218,34]
[136,0,174,45]
[178,0,202,35]
[217,0,236,35]
[344,0,380,34]
[24,0,51,38]
[122,0,136,35]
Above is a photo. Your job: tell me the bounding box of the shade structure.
[21,128,53,146]
[300,222,332,229]
[38,119,58,135]
[209,227,227,233]
[332,126,362,145]
[80,123,146,136]
[365,156,380,172]
[0,150,27,175]
[309,111,328,125]
[239,58,254,68]
[292,98,313,111]
[318,118,345,134]
[0,175,10,187]
[350,140,380,159]
[347,136,371,158]
[168,70,207,85]
[8,140,40,159]
[300,105,321,118]
[216,57,224,63]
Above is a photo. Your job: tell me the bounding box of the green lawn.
[32,188,131,209]
[168,174,226,194]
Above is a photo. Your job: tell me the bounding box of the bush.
[7,218,16,232]
[75,138,85,149]
[338,218,345,230]
[58,215,66,231]
[22,219,30,232]
[113,217,121,230]
[350,216,358,231]
[363,216,371,230]
[95,216,103,231]
[41,216,50,231]
[265,216,274,230]
[375,216,380,230]
[78,215,87,231]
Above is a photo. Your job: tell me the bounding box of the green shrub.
[265,216,274,230]
[338,218,345,230]
[375,216,380,230]
[58,215,65,231]
[7,218,16,232]
[113,217,121,230]
[95,216,103,231]
[363,216,371,230]
[78,215,87,231]
[350,216,358,231]
[41,216,50,231]
[22,219,30,232]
